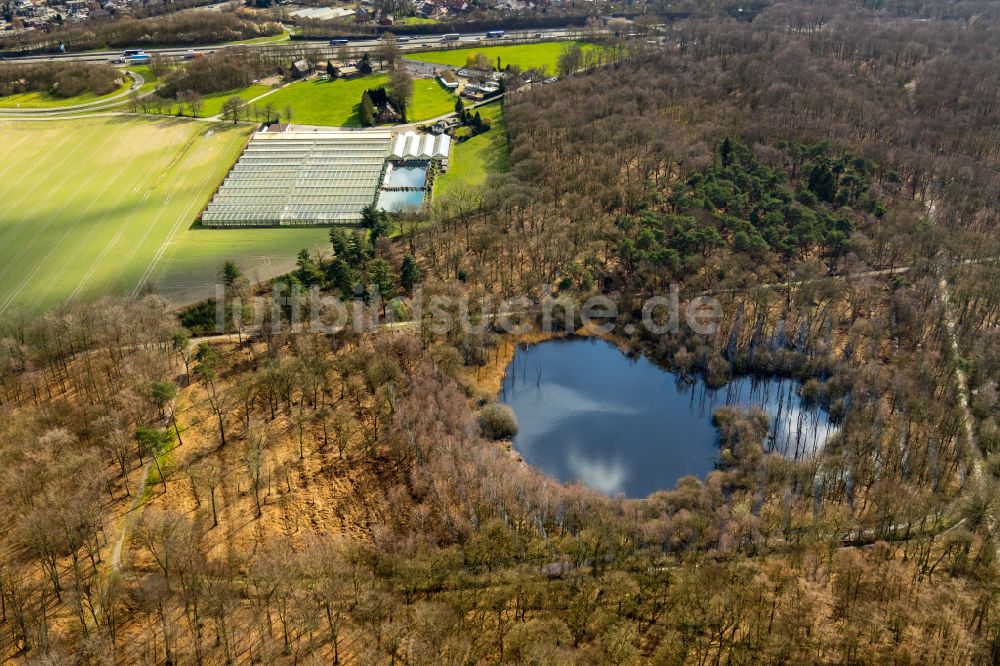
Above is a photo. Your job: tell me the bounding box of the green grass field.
[0,117,330,312]
[0,77,133,109]
[409,78,460,122]
[437,100,508,198]
[264,74,457,126]
[224,29,291,46]
[200,83,275,117]
[143,226,332,305]
[409,41,594,75]
[126,65,164,96]
[134,75,274,118]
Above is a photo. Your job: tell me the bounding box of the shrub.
[478,403,519,440]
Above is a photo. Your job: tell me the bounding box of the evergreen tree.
[808,163,837,203]
[294,249,323,285]
[360,92,375,126]
[400,255,421,292]
[360,204,391,245]
[325,257,356,298]
[367,258,396,313]
[221,260,242,287]
[329,227,349,258]
[720,137,733,167]
[358,52,372,75]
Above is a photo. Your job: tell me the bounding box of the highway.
[1,27,587,64]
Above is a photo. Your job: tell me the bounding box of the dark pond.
[498,337,837,498]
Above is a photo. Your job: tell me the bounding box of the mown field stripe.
[66,188,155,303]
[0,118,327,312]
[0,129,40,165]
[0,127,83,232]
[3,126,153,313]
[59,121,205,303]
[35,130,168,308]
[0,125,123,302]
[127,127,250,296]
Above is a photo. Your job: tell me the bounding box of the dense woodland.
[157,49,279,99]
[0,61,123,97]
[3,0,1000,663]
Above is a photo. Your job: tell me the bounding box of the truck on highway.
[118,49,149,64]
[442,33,461,41]
[329,38,349,46]
[486,30,505,38]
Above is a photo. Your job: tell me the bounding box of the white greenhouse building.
[390,131,452,170]
[201,130,393,227]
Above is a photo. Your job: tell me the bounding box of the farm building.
[260,123,290,133]
[334,64,361,79]
[201,131,393,227]
[438,70,460,90]
[291,60,312,79]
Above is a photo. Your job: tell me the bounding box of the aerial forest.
[1,0,1000,663]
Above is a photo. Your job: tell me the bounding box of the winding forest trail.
[938,273,982,481]
[109,459,153,571]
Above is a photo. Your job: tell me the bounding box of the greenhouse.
[201,131,394,227]
[391,131,452,170]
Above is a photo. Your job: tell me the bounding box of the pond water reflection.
[377,189,425,212]
[383,164,428,188]
[498,337,838,498]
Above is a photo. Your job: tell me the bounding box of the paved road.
[1,27,588,65]
[0,69,144,116]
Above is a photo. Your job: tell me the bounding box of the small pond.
[498,337,838,498]
[384,163,429,188]
[377,189,426,212]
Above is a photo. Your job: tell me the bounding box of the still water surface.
[384,164,429,188]
[499,337,837,498]
[377,189,426,212]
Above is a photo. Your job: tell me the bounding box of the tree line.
[0,12,282,53]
